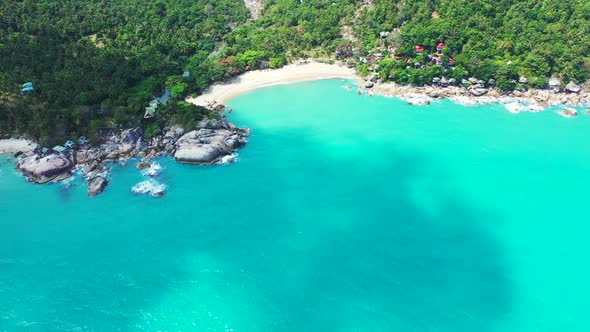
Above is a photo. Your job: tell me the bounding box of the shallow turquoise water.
[1,79,589,331]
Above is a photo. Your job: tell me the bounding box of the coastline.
[367,82,590,112]
[0,138,35,155]
[186,61,356,107]
[4,61,588,194]
[187,60,588,114]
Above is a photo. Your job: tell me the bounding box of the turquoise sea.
[1,79,589,331]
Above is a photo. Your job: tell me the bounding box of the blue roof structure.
[182,71,190,77]
[22,82,33,88]
[64,140,75,148]
[53,145,66,153]
[21,86,35,93]
[157,89,171,105]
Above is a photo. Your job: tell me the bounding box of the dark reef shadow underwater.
[0,126,511,331]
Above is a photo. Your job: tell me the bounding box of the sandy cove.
[0,138,36,155]
[187,60,588,113]
[186,61,356,107]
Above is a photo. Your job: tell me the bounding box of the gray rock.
[84,160,102,174]
[174,127,248,164]
[175,143,223,164]
[75,149,93,165]
[88,176,108,196]
[119,143,134,154]
[470,88,489,97]
[137,160,151,169]
[565,81,581,93]
[365,81,374,88]
[17,154,73,184]
[121,127,143,144]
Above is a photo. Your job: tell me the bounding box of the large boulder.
[17,154,73,184]
[121,127,143,144]
[470,88,489,97]
[174,128,247,164]
[565,81,581,93]
[174,143,224,164]
[88,176,108,196]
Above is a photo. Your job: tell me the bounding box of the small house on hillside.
[415,45,425,53]
[436,42,445,53]
[144,106,156,119]
[440,77,449,87]
[21,82,35,93]
[448,58,456,66]
[182,71,190,78]
[432,56,442,65]
[78,136,89,145]
[53,145,66,154]
[64,140,75,149]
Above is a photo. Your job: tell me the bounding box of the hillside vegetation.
[0,0,588,144]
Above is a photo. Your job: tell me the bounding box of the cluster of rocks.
[14,116,249,196]
[367,81,589,108]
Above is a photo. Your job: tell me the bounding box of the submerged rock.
[136,160,152,169]
[558,108,577,118]
[88,176,108,196]
[17,154,73,184]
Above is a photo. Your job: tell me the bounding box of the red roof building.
[432,56,442,65]
[415,45,425,53]
[449,58,456,64]
[394,55,406,60]
[436,42,445,51]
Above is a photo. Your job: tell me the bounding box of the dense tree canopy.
[0,0,588,144]
[355,0,589,84]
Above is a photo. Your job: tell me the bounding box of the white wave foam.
[141,163,163,177]
[132,179,166,197]
[218,153,238,165]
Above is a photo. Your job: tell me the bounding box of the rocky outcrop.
[558,108,577,118]
[470,88,489,96]
[88,176,108,196]
[174,118,248,164]
[17,154,73,184]
[118,127,143,155]
[565,81,581,93]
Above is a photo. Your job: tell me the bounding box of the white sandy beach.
[186,61,357,107]
[0,138,35,155]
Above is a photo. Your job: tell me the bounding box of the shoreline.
[186,61,356,107]
[366,81,589,112]
[0,138,35,155]
[4,117,249,196]
[187,60,588,113]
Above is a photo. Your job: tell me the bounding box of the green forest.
[1,0,588,145]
